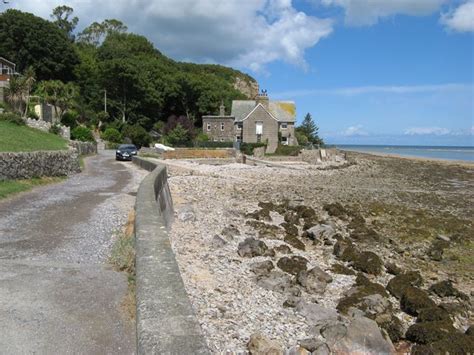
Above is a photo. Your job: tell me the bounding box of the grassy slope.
[0,177,65,200]
[0,121,68,152]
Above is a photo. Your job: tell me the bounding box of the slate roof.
[231,100,296,122]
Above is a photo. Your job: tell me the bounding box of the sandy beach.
[151,151,473,353]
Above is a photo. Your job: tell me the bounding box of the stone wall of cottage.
[202,116,235,142]
[241,105,279,153]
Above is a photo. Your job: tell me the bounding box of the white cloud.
[273,83,472,98]
[404,127,452,135]
[319,0,446,25]
[3,0,333,72]
[342,124,368,136]
[441,0,474,32]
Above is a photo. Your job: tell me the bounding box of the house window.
[237,123,242,130]
[221,122,225,131]
[256,122,263,135]
[220,138,225,142]
[281,123,288,129]
[207,123,211,131]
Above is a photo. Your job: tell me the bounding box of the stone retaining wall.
[0,149,80,180]
[69,141,97,156]
[25,117,70,140]
[162,148,234,160]
[132,156,209,354]
[300,148,340,164]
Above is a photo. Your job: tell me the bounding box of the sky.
[3,0,473,146]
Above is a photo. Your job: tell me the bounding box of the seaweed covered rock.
[250,260,275,277]
[385,262,402,275]
[246,220,282,239]
[323,202,347,219]
[248,332,284,355]
[331,263,356,276]
[400,286,436,316]
[256,270,298,295]
[277,256,308,275]
[337,274,388,316]
[284,211,300,225]
[304,224,336,241]
[411,333,474,355]
[297,266,333,294]
[429,280,468,300]
[284,234,305,251]
[246,206,272,221]
[293,205,317,220]
[380,316,405,343]
[333,239,355,259]
[427,239,450,261]
[405,320,457,344]
[281,222,299,237]
[351,251,384,275]
[466,326,474,336]
[274,244,292,254]
[238,237,269,257]
[417,306,451,323]
[386,271,423,299]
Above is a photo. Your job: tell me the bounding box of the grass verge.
[110,210,136,320]
[0,121,68,152]
[0,177,65,200]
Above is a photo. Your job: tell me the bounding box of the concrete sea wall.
[132,156,209,354]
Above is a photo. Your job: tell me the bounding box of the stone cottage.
[202,92,297,153]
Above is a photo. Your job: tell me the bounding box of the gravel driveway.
[0,150,147,354]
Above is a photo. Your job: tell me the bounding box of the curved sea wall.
[132,156,209,354]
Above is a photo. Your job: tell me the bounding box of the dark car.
[116,144,138,161]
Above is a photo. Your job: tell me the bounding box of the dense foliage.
[296,113,324,146]
[0,7,256,147]
[71,126,94,142]
[240,142,267,155]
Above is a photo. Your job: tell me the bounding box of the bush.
[122,124,151,148]
[240,142,266,155]
[61,111,78,129]
[71,126,95,142]
[49,123,61,135]
[0,112,25,126]
[272,145,302,156]
[195,132,210,143]
[295,130,308,145]
[102,127,122,143]
[164,123,192,147]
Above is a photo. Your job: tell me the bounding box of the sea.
[334,145,474,162]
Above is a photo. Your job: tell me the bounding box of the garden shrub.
[102,127,122,143]
[240,142,266,155]
[71,126,95,142]
[0,112,25,126]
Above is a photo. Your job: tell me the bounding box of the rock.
[380,316,405,343]
[246,220,283,239]
[221,224,240,240]
[292,205,317,220]
[304,224,336,241]
[250,260,275,276]
[211,235,227,248]
[287,345,310,355]
[299,338,325,352]
[417,306,451,323]
[437,234,451,242]
[247,206,272,221]
[297,266,333,294]
[359,294,392,322]
[296,302,340,328]
[274,244,292,254]
[412,333,474,354]
[329,317,395,355]
[428,239,450,261]
[256,270,294,294]
[429,280,468,300]
[351,251,384,275]
[281,222,299,236]
[332,239,353,258]
[320,322,347,344]
[277,256,308,275]
[400,286,436,316]
[323,202,347,219]
[284,211,300,225]
[283,295,300,308]
[248,332,284,355]
[331,263,356,276]
[238,237,269,257]
[310,343,330,355]
[284,234,306,251]
[466,325,474,336]
[386,271,423,299]
[405,321,457,344]
[385,262,402,275]
[178,206,195,222]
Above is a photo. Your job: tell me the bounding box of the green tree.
[77,19,128,46]
[165,123,191,147]
[37,80,78,120]
[122,124,150,148]
[5,75,26,115]
[22,67,36,118]
[50,5,79,41]
[296,113,324,145]
[0,9,79,81]
[102,127,122,143]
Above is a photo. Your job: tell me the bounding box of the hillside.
[0,121,68,152]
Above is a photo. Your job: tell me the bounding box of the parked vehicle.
[116,144,138,161]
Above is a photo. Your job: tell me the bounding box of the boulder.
[221,225,240,240]
[411,333,474,355]
[304,224,336,241]
[250,260,275,277]
[351,251,384,275]
[406,321,457,344]
[277,256,308,275]
[416,306,451,323]
[386,271,423,299]
[284,234,306,251]
[385,262,402,275]
[238,237,269,257]
[256,270,295,294]
[296,302,340,329]
[380,316,405,343]
[328,317,395,355]
[299,338,326,353]
[178,205,195,222]
[247,333,283,355]
[297,266,333,294]
[400,286,436,316]
[210,235,227,249]
[429,280,468,300]
[287,346,310,355]
[274,244,292,254]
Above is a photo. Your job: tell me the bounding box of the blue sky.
[5,0,474,145]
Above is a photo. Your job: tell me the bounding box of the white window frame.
[256,121,263,135]
[281,123,288,129]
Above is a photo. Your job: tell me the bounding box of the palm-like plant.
[22,67,36,118]
[5,75,26,115]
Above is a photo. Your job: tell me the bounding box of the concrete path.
[0,150,145,354]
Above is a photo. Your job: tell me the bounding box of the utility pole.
[104,89,107,113]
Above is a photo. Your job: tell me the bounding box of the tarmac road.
[0,150,145,354]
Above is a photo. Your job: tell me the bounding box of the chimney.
[219,101,226,116]
[255,89,269,110]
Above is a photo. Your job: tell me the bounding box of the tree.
[37,80,78,120]
[296,113,324,146]
[50,5,78,41]
[5,75,26,115]
[22,67,36,117]
[77,19,128,46]
[0,9,79,81]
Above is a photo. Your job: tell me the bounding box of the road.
[0,150,146,354]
